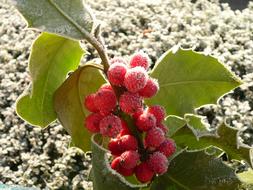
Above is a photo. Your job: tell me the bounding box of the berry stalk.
[119,113,146,155]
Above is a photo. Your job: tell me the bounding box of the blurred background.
[0,0,253,189]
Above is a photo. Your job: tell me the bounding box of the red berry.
[111,157,134,176]
[85,113,103,133]
[119,92,143,115]
[118,167,134,176]
[124,67,148,93]
[120,150,140,169]
[111,156,121,171]
[147,152,168,175]
[135,162,154,183]
[118,119,131,136]
[147,105,166,123]
[132,108,144,120]
[158,139,176,157]
[108,138,122,156]
[120,135,138,151]
[129,52,150,70]
[139,78,159,98]
[100,83,113,91]
[136,111,156,131]
[156,123,168,134]
[109,135,138,156]
[99,114,122,137]
[107,63,127,86]
[84,93,98,112]
[95,88,117,115]
[110,57,127,65]
[145,127,165,148]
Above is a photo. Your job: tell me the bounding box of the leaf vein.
[160,80,235,87]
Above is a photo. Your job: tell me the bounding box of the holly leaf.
[91,134,146,190]
[172,123,253,167]
[165,115,186,137]
[54,64,106,152]
[150,150,242,190]
[146,47,242,117]
[184,114,214,139]
[16,32,83,127]
[12,0,94,40]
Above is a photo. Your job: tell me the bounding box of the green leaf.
[184,114,214,138]
[16,32,83,127]
[237,169,253,185]
[146,47,242,117]
[172,123,253,167]
[91,134,146,190]
[53,64,106,152]
[165,115,186,137]
[13,0,94,40]
[151,150,242,190]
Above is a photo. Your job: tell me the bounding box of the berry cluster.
[84,52,176,183]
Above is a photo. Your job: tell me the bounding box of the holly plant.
[12,0,253,189]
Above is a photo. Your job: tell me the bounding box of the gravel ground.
[0,0,253,189]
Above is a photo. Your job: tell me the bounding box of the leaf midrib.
[166,175,190,190]
[40,39,68,125]
[160,80,237,87]
[48,0,87,37]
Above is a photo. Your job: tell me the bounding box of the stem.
[48,0,110,73]
[85,35,110,73]
[120,113,145,155]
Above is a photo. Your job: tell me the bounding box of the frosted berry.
[99,114,122,137]
[136,111,156,131]
[147,105,166,123]
[147,152,168,175]
[156,123,168,134]
[120,150,140,169]
[124,67,148,93]
[132,108,144,120]
[135,162,154,183]
[118,166,134,176]
[111,157,134,176]
[110,57,127,65]
[100,83,113,91]
[84,93,98,112]
[139,78,159,98]
[119,119,132,136]
[145,127,165,148]
[95,88,117,115]
[85,113,103,133]
[107,63,127,86]
[108,138,122,156]
[129,52,150,70]
[120,135,138,151]
[119,92,143,115]
[109,135,138,156]
[158,139,176,157]
[111,156,121,171]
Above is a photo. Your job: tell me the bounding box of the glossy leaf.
[146,47,242,117]
[165,115,186,137]
[13,0,94,40]
[151,150,242,190]
[54,64,106,152]
[184,114,214,139]
[91,134,146,190]
[172,123,253,167]
[16,32,83,127]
